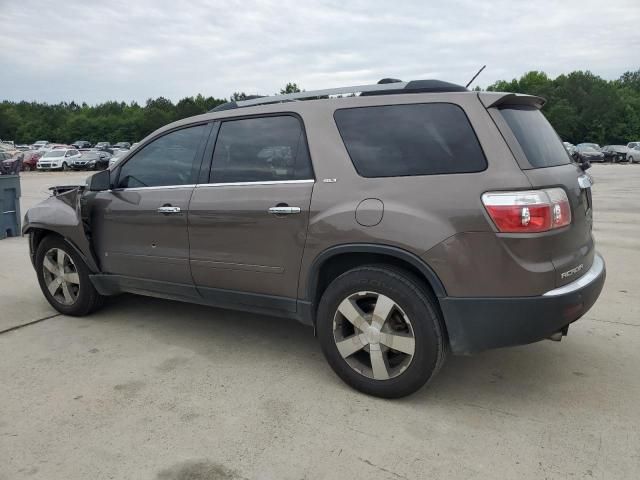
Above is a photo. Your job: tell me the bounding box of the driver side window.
[117,124,207,188]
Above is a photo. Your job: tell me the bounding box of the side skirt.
[89,274,313,325]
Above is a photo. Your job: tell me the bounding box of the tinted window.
[117,124,206,188]
[211,116,312,183]
[500,106,569,168]
[334,103,486,178]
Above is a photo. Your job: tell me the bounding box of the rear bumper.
[440,253,606,354]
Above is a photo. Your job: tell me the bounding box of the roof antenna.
[465,65,486,89]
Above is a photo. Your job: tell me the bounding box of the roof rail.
[210,79,468,112]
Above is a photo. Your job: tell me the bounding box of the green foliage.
[0,95,226,144]
[2,73,639,145]
[486,69,640,144]
[279,82,302,94]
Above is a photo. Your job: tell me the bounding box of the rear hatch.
[484,95,594,288]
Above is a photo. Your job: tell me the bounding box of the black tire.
[35,235,104,316]
[23,164,31,172]
[62,162,69,171]
[317,265,447,398]
[630,156,635,164]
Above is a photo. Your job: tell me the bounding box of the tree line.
[484,69,640,145]
[0,72,638,145]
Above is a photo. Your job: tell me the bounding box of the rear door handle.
[268,206,301,215]
[157,206,181,214]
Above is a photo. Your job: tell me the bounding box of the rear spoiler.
[478,92,546,109]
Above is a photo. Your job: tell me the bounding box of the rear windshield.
[334,103,487,178]
[499,106,569,168]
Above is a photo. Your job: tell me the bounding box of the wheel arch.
[26,226,100,273]
[304,244,447,324]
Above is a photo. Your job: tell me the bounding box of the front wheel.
[630,156,635,164]
[62,162,70,171]
[317,266,447,398]
[35,235,104,316]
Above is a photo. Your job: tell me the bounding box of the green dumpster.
[0,174,21,239]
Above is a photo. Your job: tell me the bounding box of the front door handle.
[268,206,301,215]
[157,206,181,214]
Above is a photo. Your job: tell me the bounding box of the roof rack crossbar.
[236,82,409,108]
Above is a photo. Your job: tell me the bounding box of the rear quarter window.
[499,106,570,168]
[334,103,487,178]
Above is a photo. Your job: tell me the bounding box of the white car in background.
[108,150,127,167]
[627,142,640,164]
[37,148,81,171]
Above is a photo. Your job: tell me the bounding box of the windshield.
[499,106,570,168]
[44,150,64,158]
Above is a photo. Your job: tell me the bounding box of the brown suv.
[23,79,606,398]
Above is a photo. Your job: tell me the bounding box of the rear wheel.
[317,266,446,398]
[35,235,104,316]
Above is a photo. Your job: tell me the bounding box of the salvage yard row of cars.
[0,140,136,174]
[564,141,640,163]
[2,137,639,175]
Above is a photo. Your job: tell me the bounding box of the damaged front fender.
[23,186,100,273]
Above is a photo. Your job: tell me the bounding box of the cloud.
[0,0,638,103]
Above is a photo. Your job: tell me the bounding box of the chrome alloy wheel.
[42,248,80,305]
[332,291,416,380]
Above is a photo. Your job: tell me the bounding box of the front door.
[91,123,210,286]
[188,115,314,311]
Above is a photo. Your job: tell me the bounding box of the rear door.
[188,114,314,310]
[491,104,594,288]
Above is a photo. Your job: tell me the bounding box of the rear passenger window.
[211,115,312,183]
[334,103,486,177]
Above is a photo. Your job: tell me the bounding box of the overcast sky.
[1,0,639,104]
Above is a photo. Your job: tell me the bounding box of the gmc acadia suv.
[23,79,606,398]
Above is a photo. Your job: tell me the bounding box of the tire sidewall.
[317,267,444,398]
[35,236,98,316]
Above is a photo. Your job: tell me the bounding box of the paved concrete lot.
[1,167,639,480]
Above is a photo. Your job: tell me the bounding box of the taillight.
[482,188,571,233]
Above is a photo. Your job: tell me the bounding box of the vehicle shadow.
[91,293,602,408]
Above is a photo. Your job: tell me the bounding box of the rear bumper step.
[440,253,606,354]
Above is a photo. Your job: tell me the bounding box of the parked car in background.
[577,142,602,151]
[0,152,24,175]
[21,150,43,171]
[71,140,92,149]
[627,143,640,163]
[70,150,111,170]
[574,144,605,163]
[32,141,50,150]
[108,150,127,167]
[601,145,629,162]
[113,142,131,150]
[37,148,81,170]
[0,143,20,155]
[95,142,111,151]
